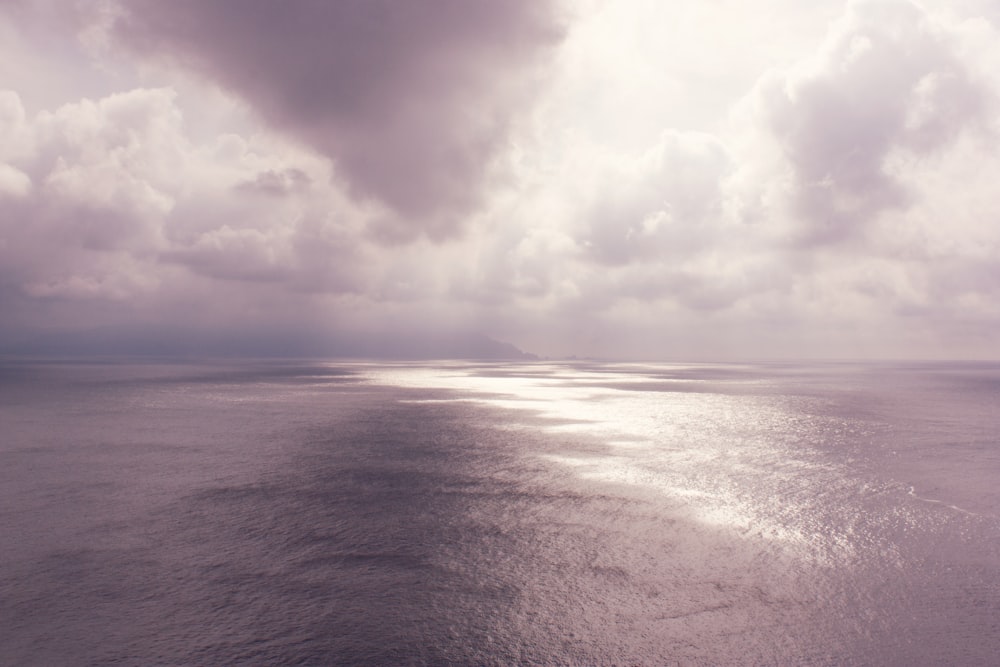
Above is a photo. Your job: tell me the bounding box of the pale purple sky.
[2,0,999,359]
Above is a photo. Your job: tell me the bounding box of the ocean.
[1,359,998,665]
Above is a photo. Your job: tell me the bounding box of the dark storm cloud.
[112,0,564,240]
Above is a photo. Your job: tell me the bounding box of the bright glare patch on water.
[357,362,882,566]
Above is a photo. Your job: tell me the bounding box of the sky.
[2,0,999,360]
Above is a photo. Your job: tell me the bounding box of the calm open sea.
[1,359,998,665]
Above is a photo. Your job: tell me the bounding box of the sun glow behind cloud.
[1,0,999,359]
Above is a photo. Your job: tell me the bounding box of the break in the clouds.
[1,0,1000,359]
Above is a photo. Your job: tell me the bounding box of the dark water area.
[1,359,999,665]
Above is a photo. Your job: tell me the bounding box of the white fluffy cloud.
[744,0,986,245]
[0,85,377,332]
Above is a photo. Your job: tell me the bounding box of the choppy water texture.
[1,360,999,665]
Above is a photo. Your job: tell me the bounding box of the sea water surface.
[1,359,998,665]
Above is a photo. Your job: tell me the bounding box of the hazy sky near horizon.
[2,0,1000,359]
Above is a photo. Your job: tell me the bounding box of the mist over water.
[1,360,998,665]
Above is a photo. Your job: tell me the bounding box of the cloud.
[460,0,1000,357]
[0,163,30,198]
[110,0,564,240]
[235,168,310,197]
[749,0,985,246]
[3,0,1000,359]
[582,130,732,266]
[0,85,374,330]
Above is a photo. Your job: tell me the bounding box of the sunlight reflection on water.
[359,362,873,566]
[4,360,998,665]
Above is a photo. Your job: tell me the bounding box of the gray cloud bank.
[113,0,563,240]
[1,0,1000,360]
